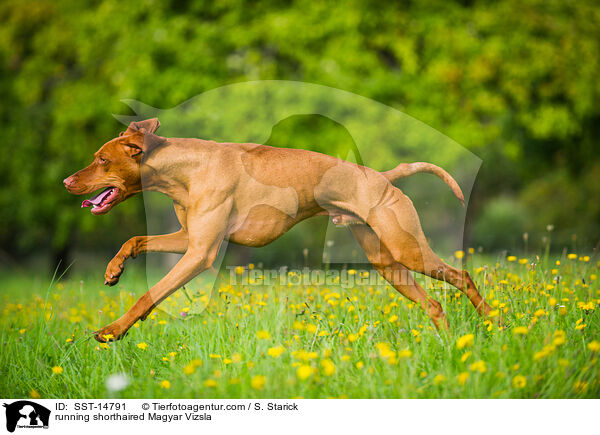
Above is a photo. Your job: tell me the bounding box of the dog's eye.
[98,157,107,164]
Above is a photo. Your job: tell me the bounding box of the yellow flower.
[209,354,221,359]
[533,345,555,360]
[256,330,271,339]
[204,379,218,388]
[588,341,600,353]
[321,359,336,376]
[137,342,148,350]
[51,366,63,375]
[297,365,313,380]
[234,266,244,274]
[250,375,266,390]
[355,361,364,369]
[454,250,465,259]
[159,380,171,389]
[518,258,528,265]
[512,375,527,389]
[469,360,487,373]
[533,309,546,317]
[507,256,517,262]
[397,349,412,359]
[513,326,528,336]
[433,374,446,385]
[457,372,470,385]
[456,334,474,349]
[347,333,358,343]
[567,253,577,260]
[183,364,196,375]
[460,351,472,362]
[29,389,41,399]
[267,346,285,358]
[388,315,398,323]
[552,330,566,346]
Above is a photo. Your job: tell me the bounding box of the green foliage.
[1,0,599,266]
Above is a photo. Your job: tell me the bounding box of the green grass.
[1,252,598,399]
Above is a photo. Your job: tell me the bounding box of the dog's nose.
[63,176,74,189]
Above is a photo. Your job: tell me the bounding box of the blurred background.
[1,0,599,275]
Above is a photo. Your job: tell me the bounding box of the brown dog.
[64,118,492,341]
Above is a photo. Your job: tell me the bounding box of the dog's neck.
[139,138,213,208]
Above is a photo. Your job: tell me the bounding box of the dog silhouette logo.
[2,401,50,432]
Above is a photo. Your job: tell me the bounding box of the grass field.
[1,251,599,399]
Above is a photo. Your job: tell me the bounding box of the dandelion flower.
[397,349,412,359]
[588,341,600,353]
[250,375,266,390]
[256,330,271,340]
[137,342,148,350]
[512,375,526,389]
[159,380,171,389]
[513,326,528,336]
[51,366,63,375]
[507,256,517,262]
[204,379,218,388]
[433,374,446,385]
[267,346,285,358]
[29,390,40,399]
[454,250,465,259]
[457,372,470,385]
[321,359,336,376]
[469,360,487,373]
[388,315,398,323]
[297,365,313,380]
[456,334,474,349]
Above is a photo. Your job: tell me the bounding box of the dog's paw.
[93,322,128,343]
[104,257,125,286]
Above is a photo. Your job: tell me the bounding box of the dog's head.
[63,118,163,215]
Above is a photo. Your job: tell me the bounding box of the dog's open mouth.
[81,187,119,215]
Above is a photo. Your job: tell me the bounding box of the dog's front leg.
[95,199,232,342]
[104,230,189,286]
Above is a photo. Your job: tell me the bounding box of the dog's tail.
[382,162,465,206]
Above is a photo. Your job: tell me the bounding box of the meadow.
[1,250,598,399]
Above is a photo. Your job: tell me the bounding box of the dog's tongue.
[82,188,112,208]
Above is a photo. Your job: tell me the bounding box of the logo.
[3,401,50,432]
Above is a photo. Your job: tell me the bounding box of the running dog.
[63,118,492,341]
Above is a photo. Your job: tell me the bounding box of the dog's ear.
[119,118,160,136]
[120,129,165,158]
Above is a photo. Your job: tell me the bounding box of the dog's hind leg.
[350,224,448,330]
[365,189,492,317]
